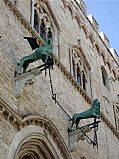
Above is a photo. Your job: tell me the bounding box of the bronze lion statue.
[70,99,100,129]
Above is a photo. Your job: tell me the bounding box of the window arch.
[70,47,90,92]
[33,3,53,40]
[101,66,109,89]
[67,5,74,18]
[74,15,81,28]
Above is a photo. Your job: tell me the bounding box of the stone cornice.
[3,0,119,141]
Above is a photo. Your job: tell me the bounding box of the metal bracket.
[68,120,100,151]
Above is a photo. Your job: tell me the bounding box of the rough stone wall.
[0,0,119,159]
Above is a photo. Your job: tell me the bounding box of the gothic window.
[33,3,53,40]
[71,49,89,92]
[101,66,109,89]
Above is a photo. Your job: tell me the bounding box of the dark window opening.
[40,18,46,40]
[102,70,106,86]
[101,67,108,87]
[77,67,81,85]
[82,71,86,90]
[34,4,39,33]
[72,59,76,78]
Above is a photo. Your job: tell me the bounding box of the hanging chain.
[49,68,72,120]
[48,67,99,148]
[49,67,56,98]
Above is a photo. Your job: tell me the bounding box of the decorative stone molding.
[100,112,119,139]
[20,115,72,159]
[65,1,75,19]
[74,14,81,28]
[0,98,22,130]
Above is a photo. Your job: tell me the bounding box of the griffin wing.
[24,37,39,50]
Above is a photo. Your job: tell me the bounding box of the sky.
[84,0,119,55]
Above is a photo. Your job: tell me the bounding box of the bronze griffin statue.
[15,37,53,75]
[70,99,100,129]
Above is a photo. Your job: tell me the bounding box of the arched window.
[70,48,90,92]
[33,3,53,40]
[101,66,109,89]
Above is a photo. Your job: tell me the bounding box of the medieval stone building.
[0,0,119,159]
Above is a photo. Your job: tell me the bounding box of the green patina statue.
[15,37,53,75]
[70,99,100,128]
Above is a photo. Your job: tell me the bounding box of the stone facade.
[0,0,119,159]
